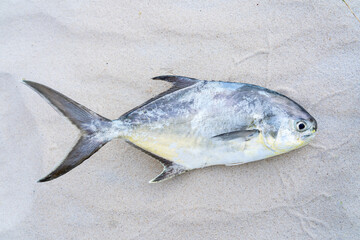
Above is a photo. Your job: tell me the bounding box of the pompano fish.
[23,75,317,183]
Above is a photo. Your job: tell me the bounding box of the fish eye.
[296,121,307,132]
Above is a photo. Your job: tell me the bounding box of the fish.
[23,75,317,183]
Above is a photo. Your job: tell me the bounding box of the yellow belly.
[124,126,277,169]
[125,127,196,165]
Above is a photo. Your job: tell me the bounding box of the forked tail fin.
[23,81,114,182]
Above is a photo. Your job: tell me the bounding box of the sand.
[1,0,360,239]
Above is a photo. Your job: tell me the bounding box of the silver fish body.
[24,75,317,183]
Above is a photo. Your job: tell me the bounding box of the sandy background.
[1,0,360,239]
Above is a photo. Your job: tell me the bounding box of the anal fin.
[150,162,187,183]
[125,141,187,183]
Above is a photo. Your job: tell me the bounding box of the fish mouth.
[311,118,317,132]
[313,122,317,131]
[301,133,314,140]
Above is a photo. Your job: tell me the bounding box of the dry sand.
[1,0,360,239]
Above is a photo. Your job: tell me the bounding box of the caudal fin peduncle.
[23,81,115,182]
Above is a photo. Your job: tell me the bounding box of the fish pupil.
[298,123,305,130]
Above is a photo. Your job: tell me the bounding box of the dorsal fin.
[119,76,200,119]
[152,75,199,88]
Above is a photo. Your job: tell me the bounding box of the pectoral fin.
[212,129,259,141]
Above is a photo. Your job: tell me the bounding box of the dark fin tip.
[152,75,171,80]
[22,80,38,87]
[149,164,187,183]
[37,175,53,183]
[149,174,166,183]
[149,171,168,183]
[151,75,198,82]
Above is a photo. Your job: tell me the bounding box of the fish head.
[273,116,317,152]
[262,97,317,153]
